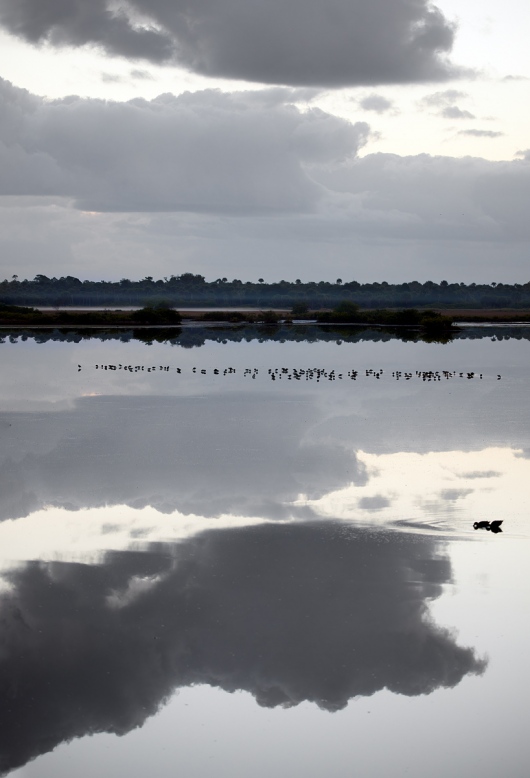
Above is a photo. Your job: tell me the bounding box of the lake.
[1,325,529,777]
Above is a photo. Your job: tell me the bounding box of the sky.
[0,0,529,283]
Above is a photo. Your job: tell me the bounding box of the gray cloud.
[130,68,154,80]
[314,152,530,241]
[358,94,394,113]
[0,522,486,773]
[3,76,530,280]
[101,72,125,83]
[439,488,473,501]
[0,78,369,212]
[458,129,504,138]
[0,0,457,86]
[0,0,461,86]
[419,90,475,120]
[4,197,530,283]
[458,471,501,479]
[4,150,530,284]
[420,89,468,107]
[3,77,530,245]
[358,494,391,511]
[441,106,475,119]
[102,68,155,83]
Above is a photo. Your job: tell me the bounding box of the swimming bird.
[473,520,503,532]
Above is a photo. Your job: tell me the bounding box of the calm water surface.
[1,328,529,777]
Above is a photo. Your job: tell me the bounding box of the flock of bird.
[81,364,502,381]
[81,361,507,534]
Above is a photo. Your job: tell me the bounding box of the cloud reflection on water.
[0,393,366,522]
[1,388,529,536]
[0,521,486,775]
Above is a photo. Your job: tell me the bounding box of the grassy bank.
[0,304,182,326]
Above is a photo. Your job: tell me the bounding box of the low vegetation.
[0,303,182,326]
[1,300,527,330]
[316,302,455,329]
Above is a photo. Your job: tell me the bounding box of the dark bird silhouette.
[473,520,503,533]
[489,520,503,533]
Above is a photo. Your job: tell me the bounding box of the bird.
[473,520,503,533]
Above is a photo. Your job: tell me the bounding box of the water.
[1,327,529,777]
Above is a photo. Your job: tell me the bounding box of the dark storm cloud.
[0,522,486,774]
[358,94,394,114]
[0,393,366,521]
[0,0,175,61]
[0,78,368,212]
[0,0,461,86]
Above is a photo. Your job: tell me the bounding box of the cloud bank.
[0,522,486,774]
[2,79,530,279]
[0,0,460,86]
[0,78,369,213]
[2,77,530,240]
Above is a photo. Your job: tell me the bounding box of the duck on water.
[473,520,503,533]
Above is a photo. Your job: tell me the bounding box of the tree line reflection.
[1,324,530,348]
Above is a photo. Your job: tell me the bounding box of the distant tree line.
[2,273,530,308]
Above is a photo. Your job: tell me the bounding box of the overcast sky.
[0,0,529,282]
